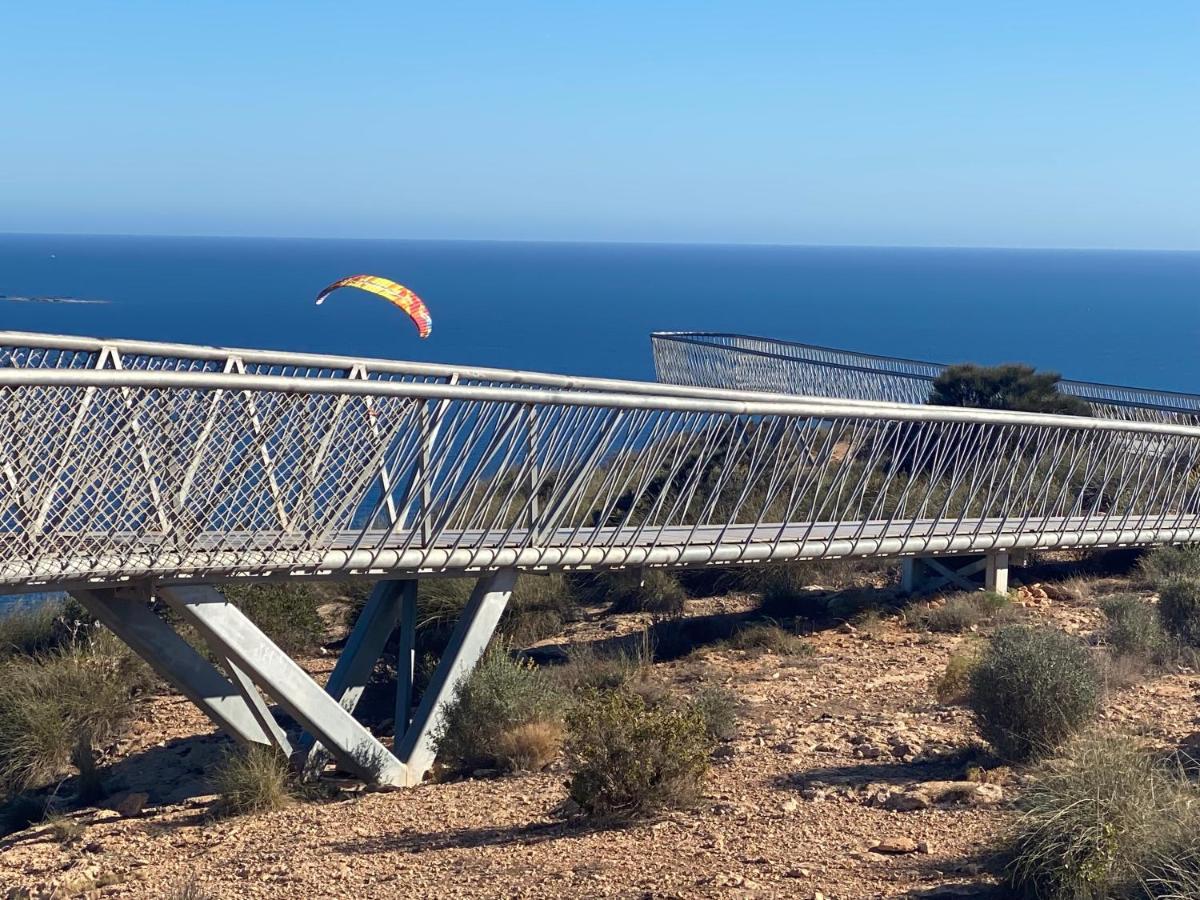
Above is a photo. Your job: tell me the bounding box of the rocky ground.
[3,569,1198,899]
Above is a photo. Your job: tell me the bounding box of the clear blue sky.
[3,2,1197,249]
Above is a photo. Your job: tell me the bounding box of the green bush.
[0,631,148,794]
[435,645,565,774]
[726,622,813,657]
[211,745,294,817]
[221,583,324,654]
[565,689,713,820]
[967,626,1101,762]
[1138,545,1200,587]
[1157,577,1200,647]
[929,363,1092,417]
[691,687,738,741]
[1007,732,1200,899]
[912,592,1012,633]
[1101,594,1172,665]
[605,570,686,617]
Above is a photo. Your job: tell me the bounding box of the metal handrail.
[3,331,1200,592]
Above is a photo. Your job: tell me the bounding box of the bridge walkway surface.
[3,331,1199,785]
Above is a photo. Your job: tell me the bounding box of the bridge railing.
[3,351,1200,591]
[651,331,1200,424]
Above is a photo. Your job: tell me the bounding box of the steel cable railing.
[3,336,1200,591]
[651,332,1200,424]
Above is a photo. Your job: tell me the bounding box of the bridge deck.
[10,514,1200,590]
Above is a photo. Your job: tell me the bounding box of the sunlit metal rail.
[651,331,1200,423]
[6,331,1200,786]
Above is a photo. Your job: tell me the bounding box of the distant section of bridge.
[651,331,1200,424]
[4,330,1200,787]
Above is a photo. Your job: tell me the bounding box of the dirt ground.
[3,570,1197,899]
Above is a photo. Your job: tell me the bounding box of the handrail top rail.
[5,365,1200,438]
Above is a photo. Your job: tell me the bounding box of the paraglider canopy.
[315,274,432,339]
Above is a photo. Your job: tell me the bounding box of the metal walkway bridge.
[4,330,1200,787]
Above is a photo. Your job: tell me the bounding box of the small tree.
[929,363,1092,417]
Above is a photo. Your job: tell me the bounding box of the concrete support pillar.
[985,551,1010,595]
[395,568,516,785]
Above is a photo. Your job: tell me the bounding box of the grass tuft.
[726,621,813,657]
[1007,732,1200,899]
[0,631,148,795]
[211,745,294,817]
[1100,594,1174,668]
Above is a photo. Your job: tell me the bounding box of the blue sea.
[1,232,1198,390]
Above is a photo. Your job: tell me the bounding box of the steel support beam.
[299,579,410,777]
[395,569,516,785]
[222,657,294,756]
[395,580,417,742]
[159,585,406,786]
[70,589,272,747]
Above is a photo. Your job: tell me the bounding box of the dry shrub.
[967,626,1100,762]
[211,745,294,817]
[690,687,739,741]
[911,591,1013,633]
[495,719,564,771]
[1138,544,1200,587]
[552,633,653,695]
[435,644,565,774]
[565,689,713,820]
[935,645,983,705]
[604,570,686,617]
[1007,732,1200,899]
[220,583,324,654]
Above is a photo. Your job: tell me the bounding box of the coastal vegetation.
[929,362,1093,417]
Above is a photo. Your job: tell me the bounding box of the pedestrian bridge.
[4,330,1199,787]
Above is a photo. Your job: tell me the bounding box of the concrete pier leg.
[900,559,917,594]
[71,589,272,747]
[395,569,516,785]
[160,584,406,786]
[985,551,1010,595]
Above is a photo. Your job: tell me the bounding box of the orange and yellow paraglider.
[314,275,433,339]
